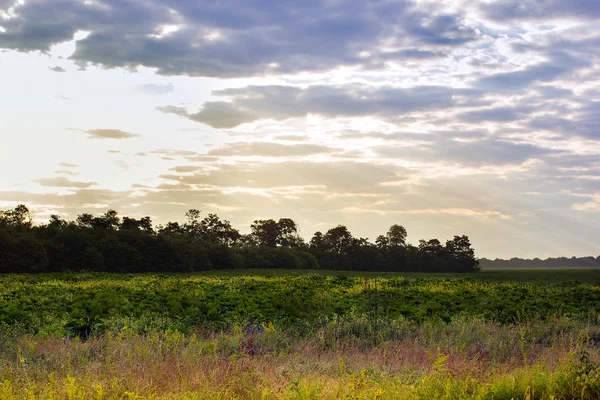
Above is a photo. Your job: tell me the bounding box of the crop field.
[195,267,600,283]
[1,269,599,399]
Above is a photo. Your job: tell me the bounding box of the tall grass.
[0,317,599,399]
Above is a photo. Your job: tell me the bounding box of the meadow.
[1,269,599,399]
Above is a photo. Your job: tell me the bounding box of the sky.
[1,0,600,259]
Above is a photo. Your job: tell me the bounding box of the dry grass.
[1,319,599,399]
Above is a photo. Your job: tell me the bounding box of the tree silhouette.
[0,204,483,274]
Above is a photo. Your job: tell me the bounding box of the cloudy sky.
[1,0,600,258]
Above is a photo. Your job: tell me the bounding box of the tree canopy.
[0,204,480,274]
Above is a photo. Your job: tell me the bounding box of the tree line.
[480,256,600,269]
[0,204,480,273]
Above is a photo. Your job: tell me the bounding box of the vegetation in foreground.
[1,317,599,399]
[1,270,599,398]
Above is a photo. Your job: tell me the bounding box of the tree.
[445,235,473,258]
[158,221,183,236]
[184,209,202,240]
[275,218,304,248]
[186,209,201,222]
[121,216,154,234]
[375,235,389,249]
[250,218,304,248]
[200,213,241,246]
[237,233,259,248]
[48,215,67,229]
[0,204,33,229]
[121,217,140,231]
[309,231,325,251]
[138,217,154,234]
[418,239,444,256]
[321,225,354,255]
[0,204,482,274]
[76,210,120,230]
[251,219,279,247]
[76,213,95,228]
[445,235,479,272]
[95,210,120,230]
[387,224,407,247]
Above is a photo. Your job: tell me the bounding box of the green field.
[2,269,600,334]
[194,267,600,283]
[1,269,599,399]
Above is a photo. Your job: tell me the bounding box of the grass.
[0,268,599,398]
[0,318,599,399]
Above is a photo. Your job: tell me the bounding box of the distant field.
[194,267,600,283]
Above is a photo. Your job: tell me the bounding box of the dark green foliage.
[295,251,319,269]
[0,231,48,273]
[0,273,598,337]
[208,245,241,270]
[0,204,480,273]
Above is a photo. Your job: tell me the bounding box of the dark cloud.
[155,105,188,118]
[380,48,446,60]
[433,130,489,140]
[158,102,257,129]
[48,66,66,72]
[403,13,478,45]
[81,129,139,139]
[435,140,555,166]
[482,0,600,21]
[534,86,574,99]
[376,138,555,166]
[0,0,479,77]
[160,84,461,128]
[458,106,532,123]
[529,101,600,139]
[0,0,15,9]
[34,177,97,188]
[529,115,576,136]
[476,52,590,92]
